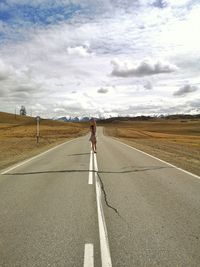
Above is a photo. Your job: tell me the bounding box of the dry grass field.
[103,119,200,176]
[0,112,88,170]
[1,112,200,176]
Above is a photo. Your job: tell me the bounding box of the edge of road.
[110,137,200,180]
[1,137,82,175]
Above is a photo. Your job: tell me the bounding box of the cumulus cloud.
[97,88,109,94]
[173,84,198,96]
[0,61,43,105]
[111,59,178,77]
[0,0,199,117]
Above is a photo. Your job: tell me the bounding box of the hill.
[98,114,200,123]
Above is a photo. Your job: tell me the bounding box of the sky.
[0,0,199,118]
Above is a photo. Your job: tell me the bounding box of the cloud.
[187,98,200,109]
[173,84,198,96]
[144,80,153,90]
[67,45,92,57]
[14,84,37,92]
[7,82,41,102]
[0,0,200,117]
[0,88,8,97]
[0,61,43,105]
[152,0,168,9]
[31,103,46,111]
[52,98,97,117]
[97,88,108,94]
[0,59,14,80]
[111,59,178,77]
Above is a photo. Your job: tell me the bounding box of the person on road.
[90,119,97,153]
[90,118,96,133]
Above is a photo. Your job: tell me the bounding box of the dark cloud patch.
[0,72,9,80]
[152,0,168,9]
[9,91,30,99]
[173,84,198,96]
[97,88,108,94]
[186,98,200,109]
[14,84,37,92]
[111,59,177,77]
[144,80,153,90]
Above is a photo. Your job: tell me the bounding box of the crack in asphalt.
[96,171,120,216]
[96,171,132,226]
[4,166,168,176]
[3,166,169,223]
[3,166,166,222]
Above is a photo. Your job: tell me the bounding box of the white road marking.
[84,243,94,267]
[94,154,112,267]
[1,138,79,175]
[113,138,200,180]
[88,150,93,184]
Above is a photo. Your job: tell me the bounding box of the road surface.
[0,127,200,266]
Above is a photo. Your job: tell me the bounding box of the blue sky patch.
[0,2,82,43]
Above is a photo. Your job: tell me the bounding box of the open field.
[1,112,200,176]
[0,112,88,170]
[102,119,200,176]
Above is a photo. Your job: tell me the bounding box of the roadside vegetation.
[0,112,88,170]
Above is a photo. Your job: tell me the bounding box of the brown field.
[0,112,89,170]
[103,119,200,176]
[1,112,200,176]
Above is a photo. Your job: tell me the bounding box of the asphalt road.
[0,127,200,267]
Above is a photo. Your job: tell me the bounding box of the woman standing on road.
[90,118,96,133]
[90,118,97,153]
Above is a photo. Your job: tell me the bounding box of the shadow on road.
[4,166,170,176]
[68,153,90,156]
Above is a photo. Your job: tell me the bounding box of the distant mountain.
[81,117,90,122]
[56,116,91,122]
[57,117,68,122]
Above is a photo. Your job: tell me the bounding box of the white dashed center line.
[94,153,112,267]
[84,243,94,267]
[88,150,93,185]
